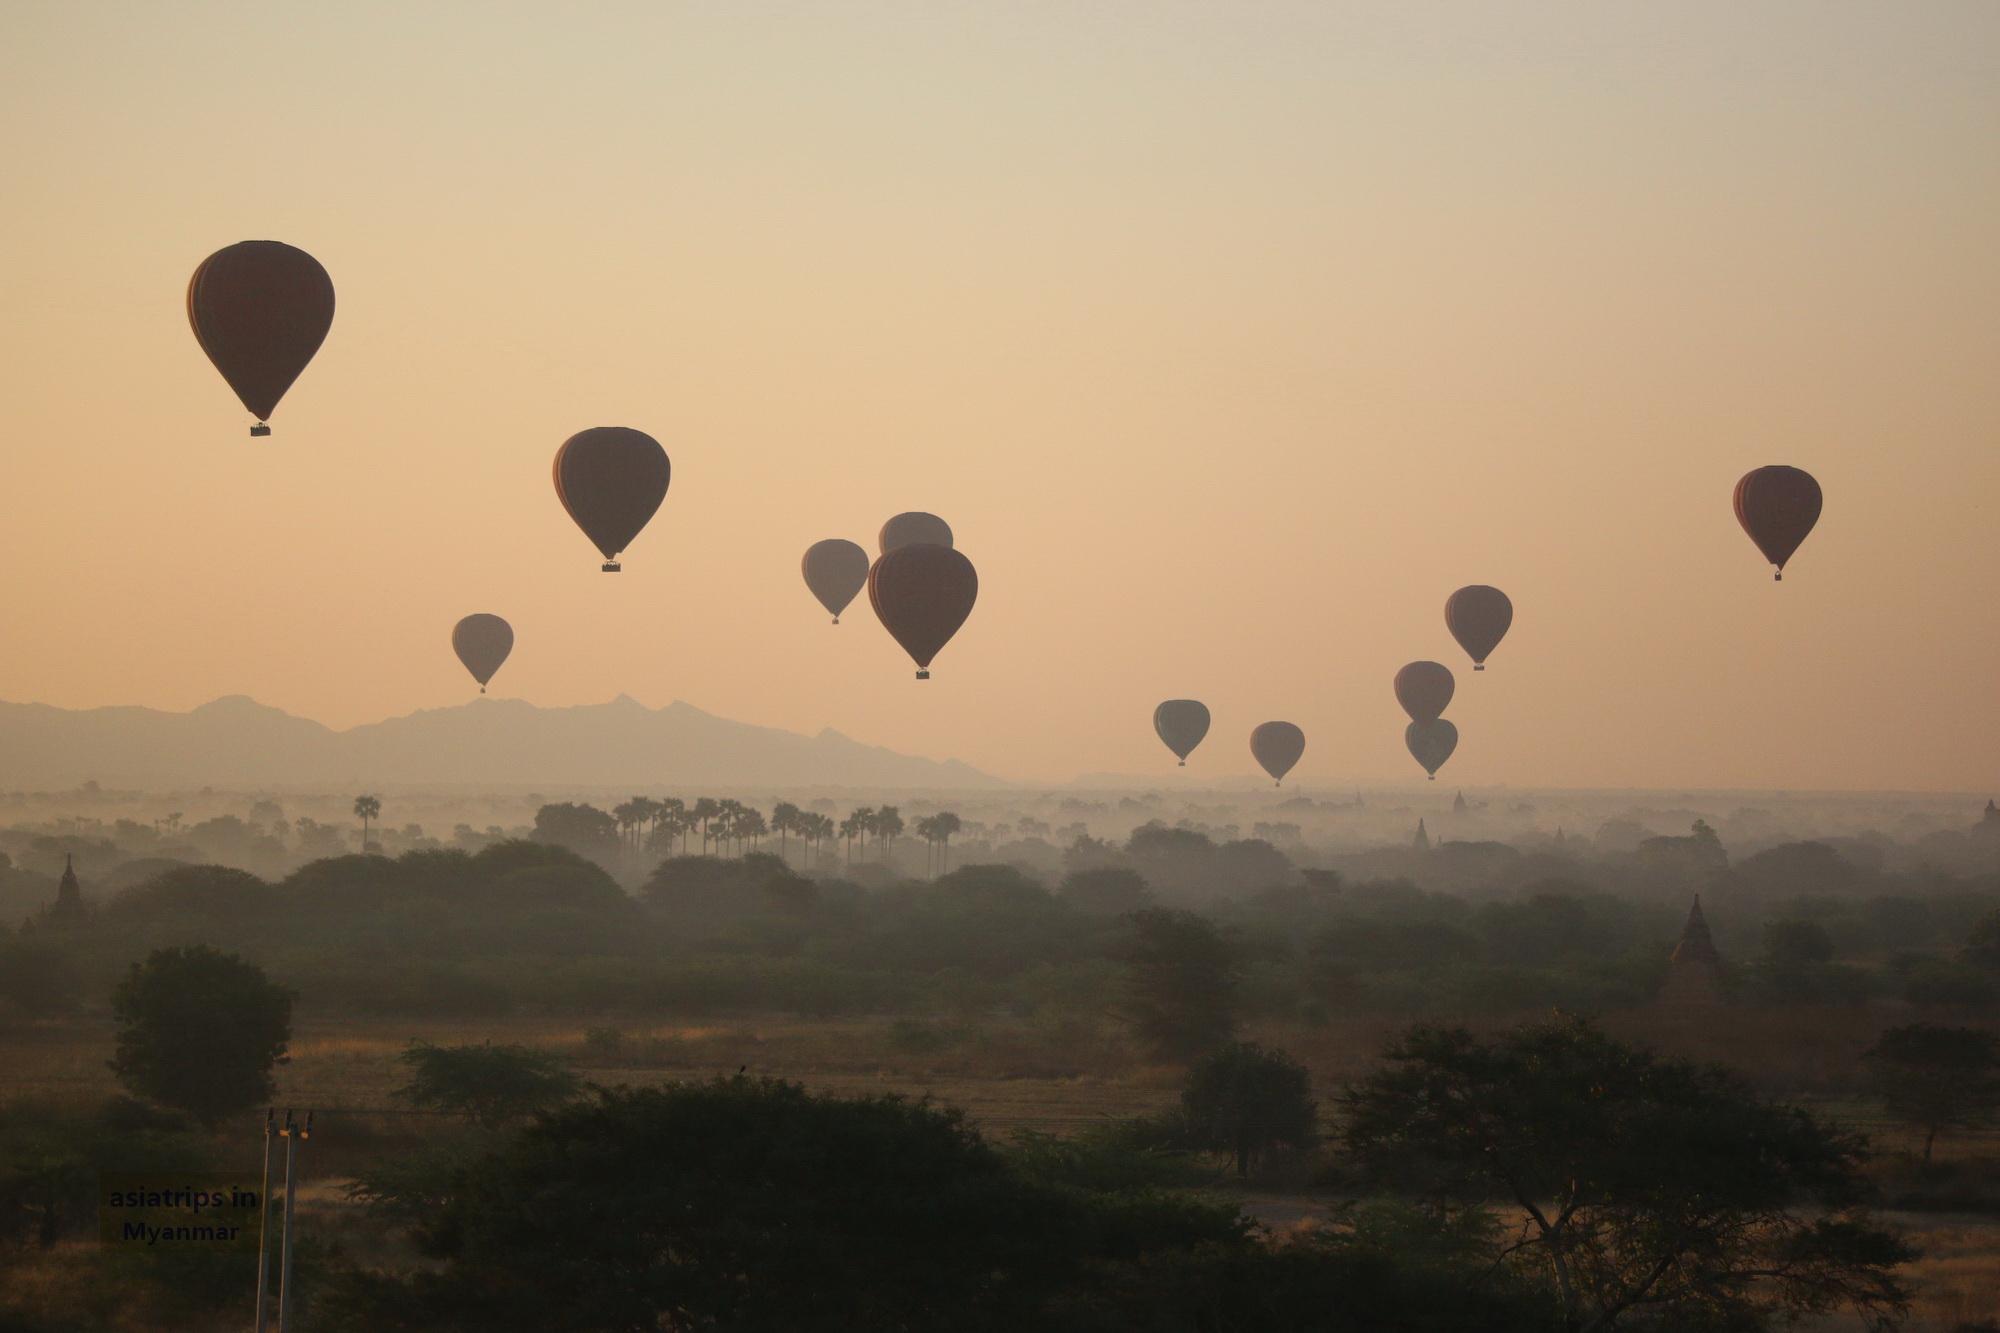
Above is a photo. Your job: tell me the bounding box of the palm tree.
[738,808,768,854]
[915,811,962,876]
[796,811,828,869]
[931,811,961,874]
[713,800,747,856]
[692,798,721,855]
[771,802,802,863]
[613,798,652,855]
[652,797,685,848]
[353,794,382,852]
[875,806,904,864]
[839,809,869,866]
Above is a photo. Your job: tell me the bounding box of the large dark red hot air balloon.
[1250,721,1305,786]
[1153,700,1211,766]
[869,543,977,678]
[1445,586,1513,671]
[452,614,514,693]
[1394,661,1455,723]
[880,512,953,554]
[1406,719,1457,779]
[186,241,335,435]
[1734,466,1822,581]
[553,428,671,571]
[803,539,871,623]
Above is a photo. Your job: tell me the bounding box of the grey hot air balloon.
[879,512,953,555]
[1153,700,1211,766]
[1445,586,1513,671]
[1394,661,1455,723]
[1406,719,1458,779]
[452,614,514,693]
[802,539,871,623]
[1250,721,1305,786]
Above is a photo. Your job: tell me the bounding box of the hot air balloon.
[1394,661,1455,724]
[1406,719,1458,779]
[879,512,953,554]
[186,241,335,435]
[1734,466,1822,580]
[869,543,977,678]
[553,428,671,571]
[802,539,871,624]
[1153,700,1211,766]
[452,614,514,693]
[1445,586,1513,671]
[1250,721,1305,786]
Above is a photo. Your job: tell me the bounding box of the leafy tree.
[353,794,382,851]
[1117,909,1241,1061]
[110,946,293,1127]
[1735,839,1858,898]
[392,1042,583,1128]
[1863,1023,2000,1160]
[105,864,272,923]
[330,1077,1172,1332]
[1058,866,1155,915]
[1763,918,1834,965]
[1341,1020,1912,1332]
[529,802,620,863]
[1311,917,1474,972]
[1180,1042,1317,1177]
[1962,908,2000,970]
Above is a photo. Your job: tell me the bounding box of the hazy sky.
[1,2,1995,790]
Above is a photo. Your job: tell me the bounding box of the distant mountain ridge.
[0,695,1001,789]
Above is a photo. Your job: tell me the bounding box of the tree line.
[529,797,964,870]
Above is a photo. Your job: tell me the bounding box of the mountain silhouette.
[0,695,1000,789]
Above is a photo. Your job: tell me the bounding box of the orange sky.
[0,3,1995,790]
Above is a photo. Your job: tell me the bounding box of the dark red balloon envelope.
[1394,661,1455,724]
[1734,466,1822,580]
[1445,586,1513,671]
[553,428,671,570]
[186,240,335,432]
[1250,721,1305,785]
[869,544,978,678]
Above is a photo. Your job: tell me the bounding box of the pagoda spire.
[47,853,86,924]
[1658,894,1726,1009]
[1670,894,1720,967]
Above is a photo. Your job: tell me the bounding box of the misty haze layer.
[0,695,998,789]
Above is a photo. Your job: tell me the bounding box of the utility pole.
[253,1109,275,1333]
[277,1110,310,1333]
